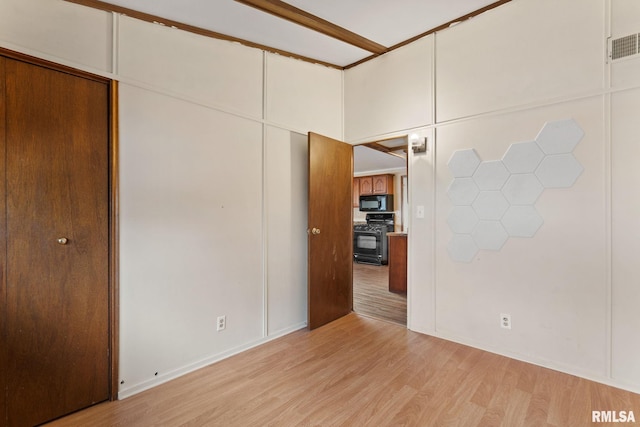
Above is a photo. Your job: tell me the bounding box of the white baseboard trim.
[118,321,307,399]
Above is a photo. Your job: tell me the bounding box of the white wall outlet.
[416,205,425,219]
[217,315,226,331]
[500,313,511,330]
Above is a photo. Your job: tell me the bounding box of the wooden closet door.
[4,59,110,426]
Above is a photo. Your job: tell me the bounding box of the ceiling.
[354,138,408,174]
[74,0,509,68]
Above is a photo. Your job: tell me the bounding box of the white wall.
[1,0,341,398]
[265,53,343,138]
[611,87,640,389]
[117,16,264,119]
[265,127,308,335]
[344,0,640,394]
[435,0,605,121]
[344,36,434,142]
[434,98,607,377]
[0,0,112,73]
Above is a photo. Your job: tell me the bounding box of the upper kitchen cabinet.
[353,177,361,208]
[357,174,393,199]
[359,176,373,196]
[344,37,433,142]
[372,174,393,194]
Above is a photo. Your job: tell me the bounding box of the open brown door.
[308,132,353,330]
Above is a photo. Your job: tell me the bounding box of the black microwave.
[359,194,394,212]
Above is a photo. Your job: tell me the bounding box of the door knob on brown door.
[312,228,321,235]
[57,237,69,245]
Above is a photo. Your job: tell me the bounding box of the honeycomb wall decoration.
[446,119,584,263]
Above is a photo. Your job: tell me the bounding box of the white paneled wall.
[435,0,605,122]
[265,53,342,138]
[118,16,264,119]
[0,0,112,73]
[265,127,308,335]
[434,98,607,377]
[611,88,640,388]
[610,0,640,88]
[118,84,265,396]
[344,36,434,142]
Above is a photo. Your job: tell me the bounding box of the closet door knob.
[57,237,69,245]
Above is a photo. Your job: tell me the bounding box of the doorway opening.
[352,136,408,326]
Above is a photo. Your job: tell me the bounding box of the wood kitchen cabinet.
[359,176,373,195]
[356,174,393,196]
[353,177,360,207]
[372,174,393,194]
[388,233,407,294]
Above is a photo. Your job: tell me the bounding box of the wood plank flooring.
[46,314,640,427]
[353,261,407,325]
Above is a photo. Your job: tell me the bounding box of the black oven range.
[353,213,394,265]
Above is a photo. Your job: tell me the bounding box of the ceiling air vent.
[610,33,639,61]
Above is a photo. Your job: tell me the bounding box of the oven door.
[353,229,384,265]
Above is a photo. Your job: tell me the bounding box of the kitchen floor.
[353,262,407,325]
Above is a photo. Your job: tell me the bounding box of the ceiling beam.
[234,0,388,55]
[362,142,407,160]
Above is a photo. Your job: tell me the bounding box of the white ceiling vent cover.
[610,33,640,61]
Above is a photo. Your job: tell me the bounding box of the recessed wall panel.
[611,88,640,388]
[118,84,264,395]
[118,16,263,118]
[345,36,433,142]
[0,0,112,72]
[265,54,342,139]
[436,0,604,122]
[433,97,607,376]
[265,127,308,334]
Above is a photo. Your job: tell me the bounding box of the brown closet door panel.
[0,56,7,426]
[5,59,109,426]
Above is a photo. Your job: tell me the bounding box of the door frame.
[0,47,119,401]
[352,135,410,325]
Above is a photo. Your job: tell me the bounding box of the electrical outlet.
[500,313,511,330]
[217,315,226,331]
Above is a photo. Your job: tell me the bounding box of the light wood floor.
[47,313,639,427]
[353,262,407,325]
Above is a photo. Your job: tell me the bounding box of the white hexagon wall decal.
[447,206,479,234]
[502,174,544,205]
[535,154,584,188]
[535,118,584,154]
[447,234,479,263]
[447,149,481,177]
[502,141,545,173]
[472,221,509,250]
[447,178,480,206]
[472,160,510,190]
[501,205,544,237]
[472,191,510,220]
[444,118,585,262]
